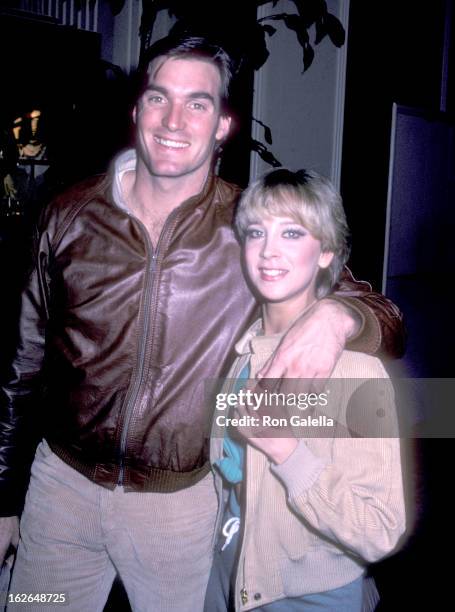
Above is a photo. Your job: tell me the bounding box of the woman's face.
[244,214,333,320]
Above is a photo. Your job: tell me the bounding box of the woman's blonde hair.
[235,168,350,298]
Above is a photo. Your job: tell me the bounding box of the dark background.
[341,4,454,609]
[1,1,454,610]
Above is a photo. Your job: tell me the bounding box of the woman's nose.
[260,236,279,259]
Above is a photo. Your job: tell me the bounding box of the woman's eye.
[246,228,264,239]
[283,229,305,239]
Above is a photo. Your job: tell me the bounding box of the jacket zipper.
[118,210,180,485]
[232,349,260,610]
[237,447,250,610]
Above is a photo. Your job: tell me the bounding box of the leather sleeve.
[330,267,405,358]
[0,227,50,516]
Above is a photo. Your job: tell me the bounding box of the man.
[0,34,403,611]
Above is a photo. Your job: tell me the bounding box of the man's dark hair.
[138,33,236,115]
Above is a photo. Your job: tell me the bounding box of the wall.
[110,0,175,72]
[111,0,142,73]
[250,0,350,187]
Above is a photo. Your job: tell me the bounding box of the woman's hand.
[244,436,298,464]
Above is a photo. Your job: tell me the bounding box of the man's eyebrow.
[145,84,216,104]
[144,84,168,96]
[187,92,216,104]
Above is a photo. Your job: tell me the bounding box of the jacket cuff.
[271,440,327,499]
[327,295,381,355]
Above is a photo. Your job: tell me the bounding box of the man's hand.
[258,299,361,383]
[0,516,19,565]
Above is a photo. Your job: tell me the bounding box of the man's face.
[134,57,231,183]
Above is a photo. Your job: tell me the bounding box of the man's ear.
[215,114,232,142]
[132,106,137,124]
[318,251,334,269]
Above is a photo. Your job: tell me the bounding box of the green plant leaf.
[262,25,277,37]
[282,13,302,33]
[325,13,345,47]
[253,118,273,144]
[247,22,271,70]
[106,0,127,17]
[314,17,327,45]
[250,138,282,167]
[302,43,315,72]
[290,0,319,29]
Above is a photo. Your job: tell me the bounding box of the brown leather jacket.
[0,172,404,516]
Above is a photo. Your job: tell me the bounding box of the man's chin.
[145,161,211,182]
[137,161,185,179]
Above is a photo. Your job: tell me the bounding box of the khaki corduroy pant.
[8,440,217,612]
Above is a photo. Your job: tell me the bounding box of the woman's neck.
[262,296,317,335]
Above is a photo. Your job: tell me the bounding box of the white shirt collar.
[111,148,137,212]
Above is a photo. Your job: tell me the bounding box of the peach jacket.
[210,319,407,612]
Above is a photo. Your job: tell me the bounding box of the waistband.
[48,441,211,493]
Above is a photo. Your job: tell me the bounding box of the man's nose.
[162,102,185,131]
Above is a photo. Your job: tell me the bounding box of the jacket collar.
[234,318,283,358]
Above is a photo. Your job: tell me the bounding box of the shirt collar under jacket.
[111,148,137,212]
[234,319,283,361]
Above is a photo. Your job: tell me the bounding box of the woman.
[205,168,406,611]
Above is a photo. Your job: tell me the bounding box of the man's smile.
[154,136,190,149]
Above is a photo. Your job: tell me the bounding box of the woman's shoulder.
[332,351,389,379]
